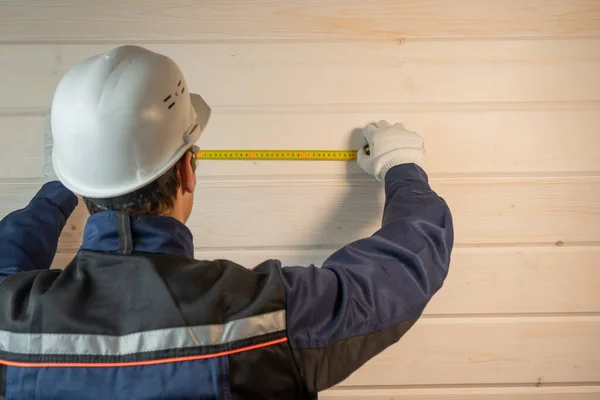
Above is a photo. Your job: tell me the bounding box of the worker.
[0,46,453,399]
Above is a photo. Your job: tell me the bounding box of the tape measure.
[195,150,359,161]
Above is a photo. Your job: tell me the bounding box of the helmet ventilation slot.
[163,94,175,110]
[164,80,185,110]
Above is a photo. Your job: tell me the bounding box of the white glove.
[43,109,58,182]
[357,120,425,181]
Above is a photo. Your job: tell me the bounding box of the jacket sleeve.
[0,181,78,281]
[281,164,453,393]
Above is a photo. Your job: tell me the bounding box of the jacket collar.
[81,211,194,258]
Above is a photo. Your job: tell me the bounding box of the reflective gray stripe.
[0,310,285,356]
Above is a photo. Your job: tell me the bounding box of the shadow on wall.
[303,127,384,266]
[52,128,385,269]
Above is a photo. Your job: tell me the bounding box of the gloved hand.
[357,120,425,181]
[43,109,58,183]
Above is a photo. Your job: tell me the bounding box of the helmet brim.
[191,93,211,134]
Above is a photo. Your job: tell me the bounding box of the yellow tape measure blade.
[195,150,358,161]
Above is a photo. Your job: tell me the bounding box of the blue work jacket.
[0,164,453,399]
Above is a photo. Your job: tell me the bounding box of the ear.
[178,152,196,194]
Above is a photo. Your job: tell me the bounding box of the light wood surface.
[1,0,599,41]
[2,108,600,178]
[2,0,599,397]
[321,386,600,399]
[2,40,600,111]
[340,316,600,386]
[1,177,599,250]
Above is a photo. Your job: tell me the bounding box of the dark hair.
[84,151,196,216]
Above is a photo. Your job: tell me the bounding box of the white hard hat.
[51,45,211,198]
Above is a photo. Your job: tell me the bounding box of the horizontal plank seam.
[53,241,600,254]
[422,312,600,319]
[191,172,600,181]
[55,243,600,255]
[190,241,600,250]
[4,101,600,116]
[452,241,600,249]
[414,316,600,324]
[1,172,595,181]
[332,382,600,390]
[2,34,600,45]
[2,173,600,185]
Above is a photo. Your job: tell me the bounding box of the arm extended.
[0,181,77,280]
[282,122,453,393]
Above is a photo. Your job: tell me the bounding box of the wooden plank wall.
[1,1,599,397]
